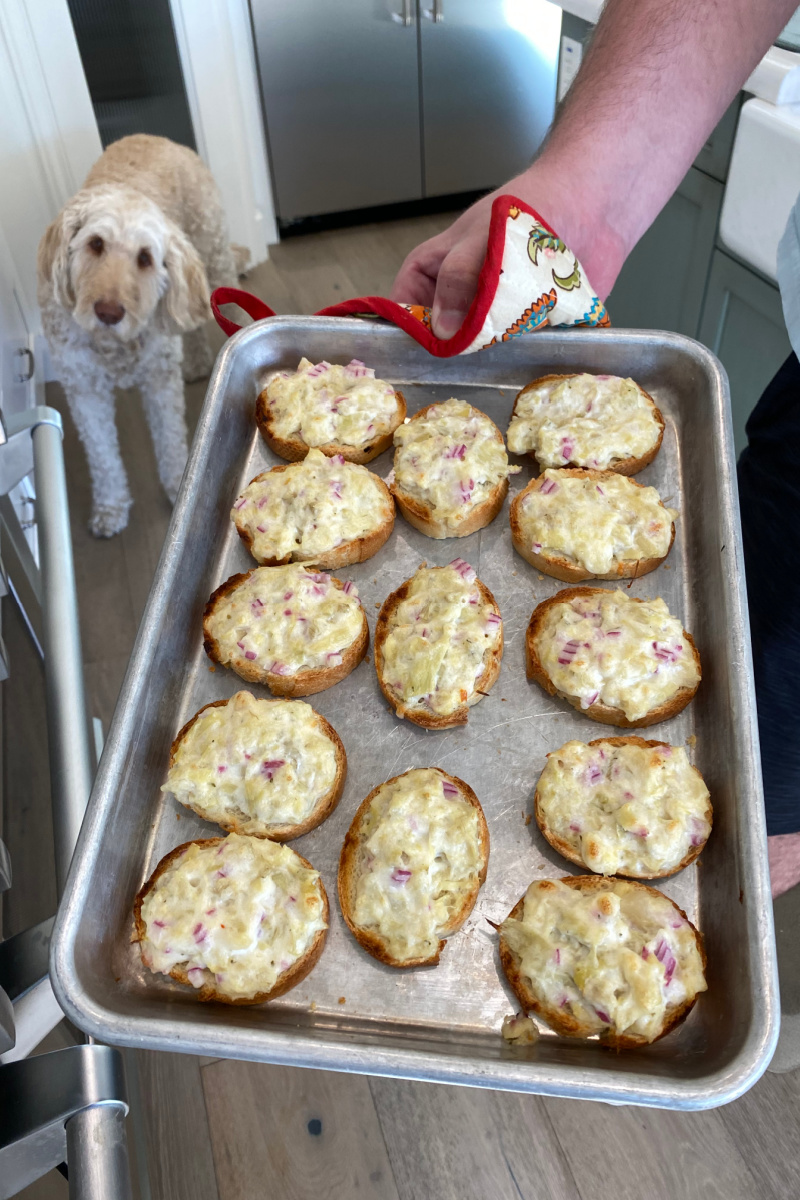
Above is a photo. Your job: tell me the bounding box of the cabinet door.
[250,1,422,221]
[605,166,723,338]
[698,250,791,458]
[419,0,560,197]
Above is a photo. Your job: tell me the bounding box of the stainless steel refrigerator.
[250,0,561,222]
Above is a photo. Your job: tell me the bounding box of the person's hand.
[389,164,627,339]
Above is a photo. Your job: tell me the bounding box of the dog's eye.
[88,236,104,255]
[137,248,153,270]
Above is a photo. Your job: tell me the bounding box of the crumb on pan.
[501,1012,538,1045]
[686,734,697,748]
[525,814,532,826]
[338,996,346,1004]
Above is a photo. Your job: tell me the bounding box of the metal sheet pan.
[51,319,779,1108]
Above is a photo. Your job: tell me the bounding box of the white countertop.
[554,2,800,104]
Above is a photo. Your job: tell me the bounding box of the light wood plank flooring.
[5,211,800,1199]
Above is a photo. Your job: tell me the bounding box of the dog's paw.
[89,503,130,538]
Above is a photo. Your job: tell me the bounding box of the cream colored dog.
[38,134,238,536]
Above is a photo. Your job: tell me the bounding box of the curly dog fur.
[37,135,238,537]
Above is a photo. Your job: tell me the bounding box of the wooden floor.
[5,210,800,1199]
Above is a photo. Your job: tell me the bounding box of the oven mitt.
[211,195,609,357]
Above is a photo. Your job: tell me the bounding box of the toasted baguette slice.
[507,374,664,475]
[390,398,518,538]
[510,469,676,582]
[134,834,328,1005]
[338,767,489,967]
[203,564,369,697]
[255,357,406,464]
[164,692,346,840]
[533,736,712,878]
[374,560,503,729]
[525,586,701,728]
[232,450,394,569]
[498,875,706,1047]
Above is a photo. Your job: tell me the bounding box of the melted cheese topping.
[533,590,699,722]
[205,564,364,678]
[537,739,711,876]
[232,450,393,564]
[393,399,519,530]
[162,692,339,834]
[379,562,502,717]
[350,768,483,962]
[507,375,661,468]
[140,834,326,1000]
[501,878,706,1041]
[516,471,677,576]
[263,357,401,449]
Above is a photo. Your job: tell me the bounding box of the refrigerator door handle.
[390,0,416,25]
[422,0,444,21]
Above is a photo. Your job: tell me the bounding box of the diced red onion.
[342,580,357,595]
[391,868,412,885]
[449,558,476,582]
[585,764,603,785]
[444,443,467,460]
[283,590,293,600]
[596,485,605,496]
[486,613,502,627]
[554,948,561,964]
[442,779,459,798]
[256,524,267,533]
[331,453,346,465]
[327,652,343,666]
[557,639,581,666]
[532,542,543,552]
[641,946,649,959]
[261,759,285,781]
[233,497,247,509]
[270,660,288,675]
[192,923,206,944]
[330,482,343,500]
[606,630,621,637]
[153,919,166,928]
[307,361,331,377]
[245,650,257,661]
[581,692,599,708]
[560,438,575,461]
[217,765,227,774]
[596,1009,611,1024]
[654,938,677,985]
[569,822,581,833]
[540,478,559,496]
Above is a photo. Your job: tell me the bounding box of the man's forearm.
[532,0,797,266]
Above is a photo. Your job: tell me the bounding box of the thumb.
[430,242,484,340]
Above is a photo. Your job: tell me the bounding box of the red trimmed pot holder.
[211,195,609,357]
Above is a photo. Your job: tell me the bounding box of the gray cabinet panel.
[420,0,559,197]
[605,166,723,338]
[251,1,422,221]
[698,250,791,458]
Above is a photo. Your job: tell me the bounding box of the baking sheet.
[51,319,778,1108]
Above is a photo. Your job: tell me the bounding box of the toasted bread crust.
[509,469,675,582]
[233,463,395,569]
[525,586,701,728]
[373,573,503,728]
[203,570,369,696]
[133,837,329,1005]
[509,375,665,475]
[167,697,347,840]
[255,387,407,465]
[390,402,510,539]
[498,875,706,1046]
[533,736,712,878]
[338,768,490,968]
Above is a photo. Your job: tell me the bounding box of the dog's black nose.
[94,300,125,326]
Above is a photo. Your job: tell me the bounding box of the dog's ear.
[162,225,210,333]
[38,203,83,309]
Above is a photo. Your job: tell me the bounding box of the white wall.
[170,0,278,265]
